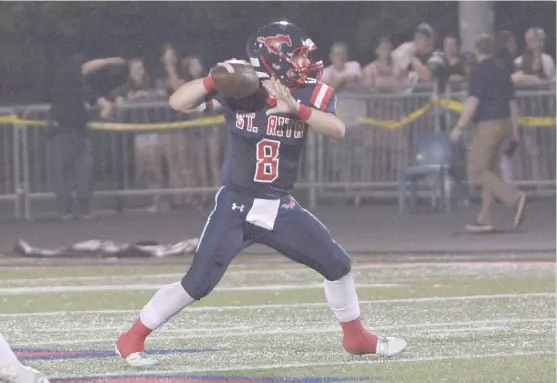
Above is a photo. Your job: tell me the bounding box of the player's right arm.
[81,57,126,76]
[169,77,215,113]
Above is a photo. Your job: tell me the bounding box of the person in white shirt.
[512,27,554,186]
[321,42,362,89]
[392,23,435,84]
[513,28,555,83]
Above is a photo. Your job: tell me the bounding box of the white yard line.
[1,292,554,318]
[12,317,554,347]
[0,282,401,295]
[50,351,554,378]
[0,261,549,285]
[0,264,386,284]
[40,325,253,334]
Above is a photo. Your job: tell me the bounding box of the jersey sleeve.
[309,82,337,114]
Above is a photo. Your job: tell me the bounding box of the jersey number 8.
[254,138,280,183]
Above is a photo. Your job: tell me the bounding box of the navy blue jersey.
[203,80,336,199]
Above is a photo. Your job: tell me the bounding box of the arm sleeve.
[543,55,556,79]
[467,69,484,99]
[505,71,516,101]
[309,82,336,114]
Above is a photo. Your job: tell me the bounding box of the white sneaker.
[115,346,159,368]
[375,336,407,357]
[0,365,49,383]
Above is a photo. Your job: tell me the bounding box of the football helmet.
[246,21,323,85]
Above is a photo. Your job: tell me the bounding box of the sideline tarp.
[13,238,199,258]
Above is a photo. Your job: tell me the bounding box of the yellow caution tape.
[357,104,431,130]
[0,98,554,130]
[89,115,225,132]
[0,115,225,131]
[432,98,556,126]
[434,98,464,113]
[517,116,556,127]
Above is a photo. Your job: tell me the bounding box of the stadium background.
[0,1,555,103]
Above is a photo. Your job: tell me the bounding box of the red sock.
[340,317,364,335]
[128,318,152,339]
[341,318,378,354]
[117,318,153,358]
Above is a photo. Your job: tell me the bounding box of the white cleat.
[115,346,159,368]
[0,365,49,383]
[375,336,408,357]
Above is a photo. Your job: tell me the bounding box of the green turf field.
[1,256,555,383]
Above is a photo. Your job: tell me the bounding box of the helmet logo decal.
[257,34,292,55]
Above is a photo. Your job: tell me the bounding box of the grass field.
[1,255,555,383]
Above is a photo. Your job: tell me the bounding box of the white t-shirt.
[321,61,362,86]
[514,53,556,79]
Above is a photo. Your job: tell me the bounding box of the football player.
[116,21,407,367]
[0,334,49,383]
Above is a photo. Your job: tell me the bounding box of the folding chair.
[398,132,453,214]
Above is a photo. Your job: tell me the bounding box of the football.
[211,60,260,99]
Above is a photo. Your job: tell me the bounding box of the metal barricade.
[4,81,556,219]
[310,84,438,201]
[12,101,228,218]
[95,101,226,205]
[0,108,21,218]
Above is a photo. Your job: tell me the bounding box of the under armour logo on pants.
[232,203,245,212]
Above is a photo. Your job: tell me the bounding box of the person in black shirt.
[450,34,526,233]
[443,35,467,86]
[495,30,519,74]
[48,53,125,219]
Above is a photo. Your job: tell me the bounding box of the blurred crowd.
[46,23,555,218]
[93,46,221,212]
[319,24,554,91]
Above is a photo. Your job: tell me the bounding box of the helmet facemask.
[258,37,323,86]
[287,41,324,85]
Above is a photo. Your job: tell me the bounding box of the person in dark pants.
[48,53,125,219]
[450,35,527,233]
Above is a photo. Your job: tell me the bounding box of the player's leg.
[0,334,49,383]
[116,187,253,366]
[254,197,406,357]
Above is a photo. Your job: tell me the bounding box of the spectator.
[495,30,519,74]
[48,53,125,219]
[361,37,408,182]
[111,58,166,103]
[512,28,555,187]
[443,35,467,85]
[155,43,185,95]
[450,34,526,233]
[393,23,435,83]
[362,37,406,87]
[321,42,362,89]
[181,55,222,205]
[111,58,167,211]
[514,28,556,83]
[153,44,192,208]
[181,56,206,82]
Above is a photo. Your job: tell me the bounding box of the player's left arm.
[263,78,345,139]
[299,98,345,139]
